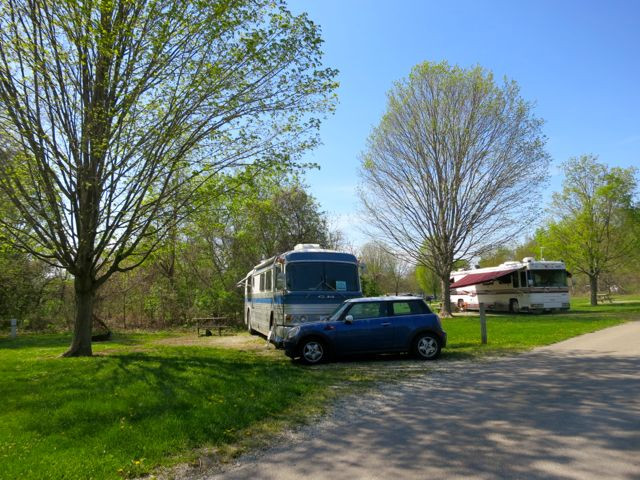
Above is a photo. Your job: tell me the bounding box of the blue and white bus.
[240,244,362,345]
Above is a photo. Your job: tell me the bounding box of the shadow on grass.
[0,333,71,350]
[0,332,157,351]
[12,348,321,443]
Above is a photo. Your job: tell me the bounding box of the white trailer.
[449,257,570,313]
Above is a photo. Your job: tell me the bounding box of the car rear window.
[391,300,429,316]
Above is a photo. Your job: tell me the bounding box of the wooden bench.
[597,293,613,303]
[194,317,231,336]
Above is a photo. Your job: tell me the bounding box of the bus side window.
[520,271,527,288]
[260,273,265,291]
[265,270,272,291]
[275,265,284,290]
[513,272,519,288]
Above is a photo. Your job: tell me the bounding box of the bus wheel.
[247,310,256,335]
[509,299,520,313]
[300,338,326,365]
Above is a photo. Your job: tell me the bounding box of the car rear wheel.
[300,338,326,365]
[413,333,441,360]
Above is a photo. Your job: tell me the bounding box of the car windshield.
[328,302,350,321]
[529,269,568,287]
[286,262,359,292]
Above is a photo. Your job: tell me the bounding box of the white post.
[479,303,487,344]
[10,318,17,339]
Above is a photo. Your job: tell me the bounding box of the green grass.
[441,295,640,359]
[1,295,638,479]
[0,334,367,480]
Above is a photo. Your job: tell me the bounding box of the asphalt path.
[210,322,640,480]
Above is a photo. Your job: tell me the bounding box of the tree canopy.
[0,0,337,355]
[537,155,640,305]
[359,61,549,315]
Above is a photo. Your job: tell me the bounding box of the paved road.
[211,322,640,480]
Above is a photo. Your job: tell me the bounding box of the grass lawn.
[1,295,638,479]
[441,295,640,359]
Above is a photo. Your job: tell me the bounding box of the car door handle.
[380,322,391,326]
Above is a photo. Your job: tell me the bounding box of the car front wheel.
[413,333,441,360]
[299,338,327,365]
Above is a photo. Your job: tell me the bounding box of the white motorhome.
[449,258,570,313]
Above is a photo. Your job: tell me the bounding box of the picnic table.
[597,292,613,303]
[194,317,231,336]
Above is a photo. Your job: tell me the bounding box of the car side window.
[392,301,428,316]
[347,302,386,320]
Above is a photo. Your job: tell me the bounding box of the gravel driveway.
[207,321,640,480]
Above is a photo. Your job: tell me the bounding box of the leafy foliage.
[537,155,640,304]
[0,0,337,354]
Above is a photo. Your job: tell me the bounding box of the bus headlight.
[286,326,300,339]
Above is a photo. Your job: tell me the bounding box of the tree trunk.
[62,277,96,357]
[439,276,453,317]
[589,274,598,306]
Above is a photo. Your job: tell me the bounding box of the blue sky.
[289,0,640,247]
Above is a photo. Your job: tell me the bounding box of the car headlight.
[286,326,301,339]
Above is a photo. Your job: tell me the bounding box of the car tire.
[413,333,441,360]
[299,338,327,365]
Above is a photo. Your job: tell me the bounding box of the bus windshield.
[529,269,568,287]
[286,262,359,292]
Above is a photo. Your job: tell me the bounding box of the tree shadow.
[256,350,640,479]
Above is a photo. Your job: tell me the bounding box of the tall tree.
[537,155,639,305]
[359,61,549,316]
[0,0,336,355]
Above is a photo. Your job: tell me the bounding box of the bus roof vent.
[293,243,321,251]
[522,257,535,263]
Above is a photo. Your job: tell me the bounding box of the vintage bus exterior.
[450,257,570,313]
[240,244,362,345]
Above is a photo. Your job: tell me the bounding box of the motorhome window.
[325,263,359,291]
[497,274,511,284]
[286,262,359,291]
[265,270,272,291]
[529,269,568,287]
[512,272,519,288]
[520,271,527,287]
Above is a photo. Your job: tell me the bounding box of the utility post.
[10,318,17,339]
[479,303,487,344]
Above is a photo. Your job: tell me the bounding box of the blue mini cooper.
[283,296,446,364]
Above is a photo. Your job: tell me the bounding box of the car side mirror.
[344,314,353,324]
